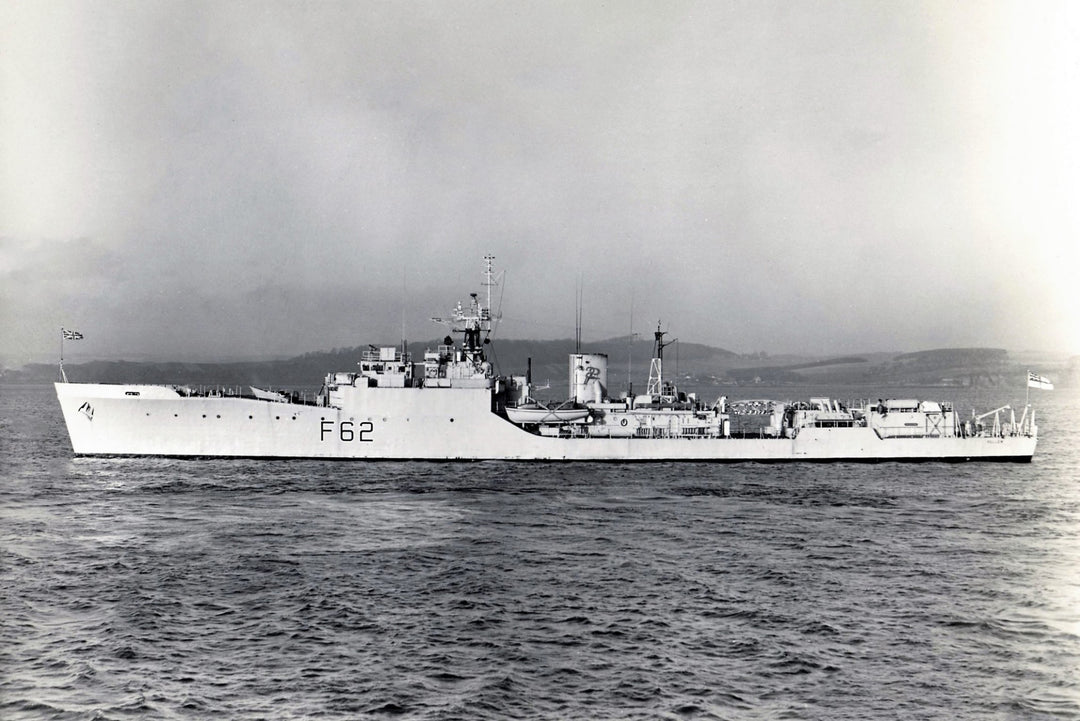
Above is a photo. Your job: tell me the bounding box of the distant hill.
[721,347,1032,387]
[867,348,1014,386]
[892,348,1009,365]
[726,357,869,384]
[2,340,1074,390]
[2,347,388,388]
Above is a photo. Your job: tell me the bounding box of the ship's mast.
[646,321,675,396]
[627,294,635,397]
[574,276,583,355]
[431,255,497,367]
[482,254,496,325]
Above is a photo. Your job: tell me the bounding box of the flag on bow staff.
[59,328,83,382]
[1027,371,1054,391]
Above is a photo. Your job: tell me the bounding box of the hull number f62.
[320,420,374,442]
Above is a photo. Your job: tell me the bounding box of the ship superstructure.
[55,258,1039,461]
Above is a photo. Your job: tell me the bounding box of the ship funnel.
[570,353,608,403]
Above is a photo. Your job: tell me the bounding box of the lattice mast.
[646,321,676,396]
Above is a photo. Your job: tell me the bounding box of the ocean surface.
[3,382,1080,720]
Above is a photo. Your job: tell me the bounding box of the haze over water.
[3,383,1079,719]
[3,2,1079,365]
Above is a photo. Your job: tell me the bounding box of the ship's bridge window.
[125,391,140,396]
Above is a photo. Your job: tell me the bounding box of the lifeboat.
[506,401,590,425]
[250,386,290,402]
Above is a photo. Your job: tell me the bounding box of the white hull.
[56,383,1037,462]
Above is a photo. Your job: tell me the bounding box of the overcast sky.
[2,0,1078,364]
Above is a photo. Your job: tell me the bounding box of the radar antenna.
[430,255,498,366]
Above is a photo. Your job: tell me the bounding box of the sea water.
[2,383,1079,720]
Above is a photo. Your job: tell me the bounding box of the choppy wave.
[3,384,1080,719]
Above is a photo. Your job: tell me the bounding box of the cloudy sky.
[2,0,1078,364]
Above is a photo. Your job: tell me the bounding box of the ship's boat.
[53,256,1040,461]
[505,401,590,425]
[250,386,289,403]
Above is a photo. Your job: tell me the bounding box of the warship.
[56,256,1039,461]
